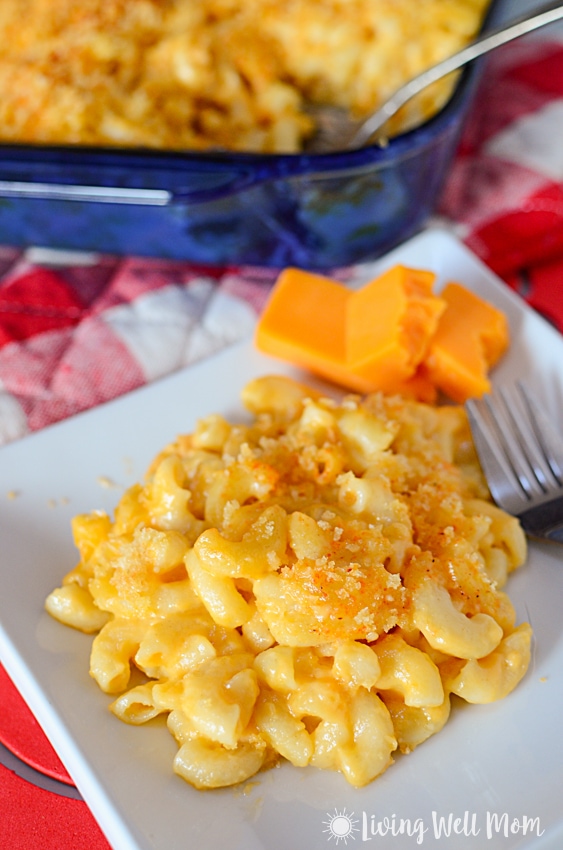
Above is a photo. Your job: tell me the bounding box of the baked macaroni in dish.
[0,0,489,152]
[46,375,532,789]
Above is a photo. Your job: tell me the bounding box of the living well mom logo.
[321,808,546,845]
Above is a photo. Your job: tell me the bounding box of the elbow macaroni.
[45,375,532,789]
[0,0,490,153]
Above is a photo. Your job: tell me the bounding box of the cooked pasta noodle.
[46,374,531,789]
[0,0,490,152]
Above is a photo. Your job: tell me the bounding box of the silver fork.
[466,382,563,543]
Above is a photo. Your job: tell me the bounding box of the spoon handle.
[349,0,563,149]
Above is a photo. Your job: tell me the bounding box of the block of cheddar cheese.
[346,265,445,392]
[256,265,445,395]
[255,265,509,403]
[255,267,349,378]
[422,282,509,403]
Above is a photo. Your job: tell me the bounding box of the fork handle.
[520,497,563,544]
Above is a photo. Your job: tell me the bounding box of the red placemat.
[0,759,110,850]
[0,664,72,785]
[0,664,112,848]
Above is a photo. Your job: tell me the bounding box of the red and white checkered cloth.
[0,254,279,445]
[0,35,562,449]
[438,34,563,328]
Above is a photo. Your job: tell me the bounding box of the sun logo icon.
[322,808,360,844]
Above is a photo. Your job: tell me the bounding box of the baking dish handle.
[0,168,271,206]
[0,179,170,205]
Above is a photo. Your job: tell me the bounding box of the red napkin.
[0,665,72,784]
[0,665,111,849]
[0,763,111,850]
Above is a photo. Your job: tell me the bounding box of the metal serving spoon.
[306,0,563,153]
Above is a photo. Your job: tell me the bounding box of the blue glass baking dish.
[0,0,508,270]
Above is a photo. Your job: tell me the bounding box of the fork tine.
[495,384,559,497]
[467,384,563,543]
[467,383,563,516]
[465,396,527,514]
[517,381,563,484]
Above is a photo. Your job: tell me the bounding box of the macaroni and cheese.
[46,375,531,789]
[0,0,489,153]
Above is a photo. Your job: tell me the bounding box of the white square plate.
[1,229,562,850]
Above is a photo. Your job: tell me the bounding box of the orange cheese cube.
[255,267,349,380]
[256,265,445,396]
[422,282,509,403]
[347,265,445,392]
[255,266,509,403]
